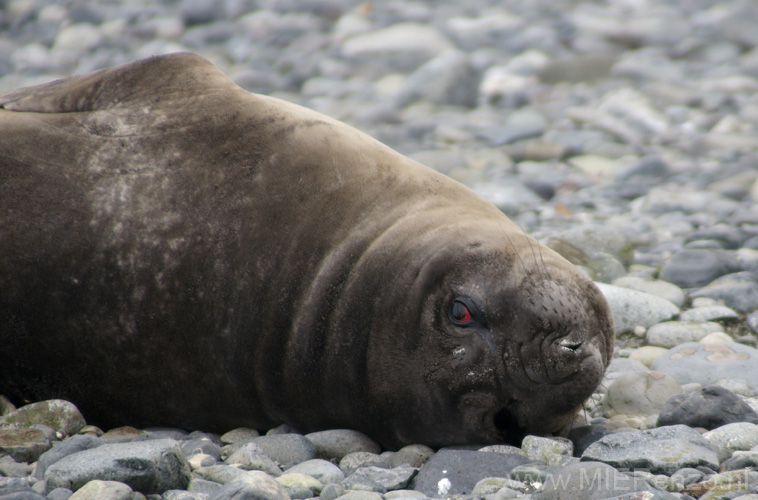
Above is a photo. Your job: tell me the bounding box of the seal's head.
[357,220,614,448]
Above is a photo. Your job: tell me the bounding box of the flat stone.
[580,425,719,475]
[650,342,758,389]
[410,449,531,497]
[0,427,51,463]
[44,438,191,495]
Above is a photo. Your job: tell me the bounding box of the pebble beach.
[4,0,758,499]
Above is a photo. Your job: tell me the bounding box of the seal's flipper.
[0,52,228,113]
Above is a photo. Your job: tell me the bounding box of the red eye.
[450,300,472,324]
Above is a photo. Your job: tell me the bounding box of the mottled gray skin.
[0,53,614,448]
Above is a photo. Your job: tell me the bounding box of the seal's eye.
[449,299,473,325]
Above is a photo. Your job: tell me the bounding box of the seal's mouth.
[492,402,525,444]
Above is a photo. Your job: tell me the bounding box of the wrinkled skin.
[0,53,614,448]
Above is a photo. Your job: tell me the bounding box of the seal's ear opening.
[494,403,524,445]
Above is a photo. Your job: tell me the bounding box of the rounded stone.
[251,434,316,468]
[646,321,724,348]
[520,436,573,465]
[285,459,345,485]
[339,452,387,475]
[603,371,682,417]
[659,249,739,288]
[657,385,758,429]
[220,428,260,445]
[702,422,758,462]
[594,283,679,335]
[276,472,323,494]
[611,276,685,308]
[386,445,434,469]
[0,400,85,437]
[67,480,133,500]
[629,346,669,367]
[304,430,380,461]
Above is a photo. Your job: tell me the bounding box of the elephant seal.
[0,53,613,448]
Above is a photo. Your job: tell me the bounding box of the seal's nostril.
[558,338,582,352]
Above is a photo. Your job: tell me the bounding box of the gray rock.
[67,480,133,500]
[657,385,758,429]
[386,445,434,469]
[594,283,680,335]
[333,492,382,500]
[162,490,209,500]
[549,224,631,264]
[195,465,271,485]
[721,450,758,471]
[646,321,724,348]
[285,459,344,485]
[603,371,682,417]
[180,437,221,461]
[45,439,191,495]
[691,271,758,313]
[588,252,626,284]
[395,51,479,108]
[611,276,684,307]
[650,342,758,389]
[580,425,719,475]
[531,462,672,500]
[339,452,387,475]
[276,472,323,495]
[702,422,758,462]
[187,477,223,497]
[47,487,74,500]
[679,306,740,322]
[0,427,51,463]
[0,400,85,437]
[220,429,259,445]
[343,465,416,493]
[207,477,290,500]
[304,430,380,461]
[320,482,345,500]
[225,442,282,476]
[659,249,740,288]
[34,434,102,480]
[250,434,315,468]
[521,436,573,466]
[410,449,530,497]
